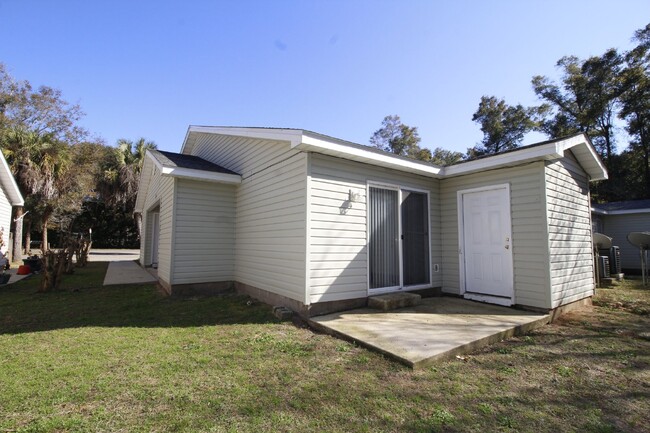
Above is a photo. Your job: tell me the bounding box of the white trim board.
[457,183,515,306]
[591,207,650,216]
[180,127,606,183]
[146,150,242,184]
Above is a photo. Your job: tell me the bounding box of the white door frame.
[457,183,514,306]
[367,182,432,295]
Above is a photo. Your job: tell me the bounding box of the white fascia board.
[442,134,608,181]
[147,150,164,171]
[182,126,303,154]
[564,141,608,180]
[442,142,560,177]
[134,156,154,213]
[146,149,241,185]
[0,153,24,206]
[592,207,650,216]
[295,134,443,178]
[160,166,242,184]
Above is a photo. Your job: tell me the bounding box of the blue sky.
[1,1,648,154]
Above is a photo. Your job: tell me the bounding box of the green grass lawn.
[1,265,649,433]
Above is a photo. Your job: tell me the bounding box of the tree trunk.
[24,217,31,254]
[42,213,50,252]
[12,206,23,262]
[134,212,143,241]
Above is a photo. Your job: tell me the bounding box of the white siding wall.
[601,213,650,270]
[0,185,12,254]
[140,165,175,285]
[440,162,550,309]
[190,133,307,303]
[545,153,595,308]
[172,179,236,284]
[308,154,441,304]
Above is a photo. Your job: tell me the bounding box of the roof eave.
[442,133,608,181]
[133,151,156,214]
[182,126,304,155]
[557,134,608,181]
[0,153,24,206]
[147,149,242,185]
[161,166,242,184]
[592,207,650,215]
[294,132,443,178]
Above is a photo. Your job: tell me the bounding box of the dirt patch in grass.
[1,266,649,432]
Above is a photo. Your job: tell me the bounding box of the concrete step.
[368,292,422,311]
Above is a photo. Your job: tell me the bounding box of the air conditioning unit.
[598,255,611,278]
[599,246,621,275]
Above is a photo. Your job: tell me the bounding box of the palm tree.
[33,138,72,250]
[96,138,156,239]
[1,128,80,254]
[0,128,51,259]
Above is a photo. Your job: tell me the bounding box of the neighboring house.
[0,152,25,257]
[592,200,650,272]
[135,128,606,317]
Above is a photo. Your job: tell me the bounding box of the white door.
[151,212,160,268]
[459,185,513,304]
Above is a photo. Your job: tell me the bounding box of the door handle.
[505,245,509,249]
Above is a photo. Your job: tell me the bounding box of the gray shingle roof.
[592,199,650,212]
[150,149,239,175]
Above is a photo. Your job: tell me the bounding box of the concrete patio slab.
[103,261,157,286]
[309,297,550,369]
[89,249,140,262]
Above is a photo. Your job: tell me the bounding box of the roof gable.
[0,152,24,206]
[443,133,607,180]
[150,150,239,175]
[179,127,607,182]
[134,149,242,213]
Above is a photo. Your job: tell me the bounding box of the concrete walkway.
[89,249,140,262]
[0,268,31,286]
[103,261,157,286]
[309,297,550,368]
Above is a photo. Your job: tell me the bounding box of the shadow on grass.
[0,262,277,335]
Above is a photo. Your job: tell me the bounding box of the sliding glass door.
[368,187,400,290]
[402,191,430,286]
[368,186,430,292]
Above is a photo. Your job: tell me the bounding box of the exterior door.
[459,185,513,303]
[402,190,430,286]
[368,186,430,293]
[151,212,160,268]
[368,187,400,291]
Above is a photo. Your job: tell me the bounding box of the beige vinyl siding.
[140,164,175,285]
[0,185,12,254]
[157,178,175,284]
[308,153,441,304]
[171,179,236,284]
[190,133,299,177]
[187,133,308,302]
[545,153,595,308]
[235,152,307,302]
[601,213,650,270]
[440,162,550,309]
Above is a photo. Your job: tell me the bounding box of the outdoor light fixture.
[348,189,362,203]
